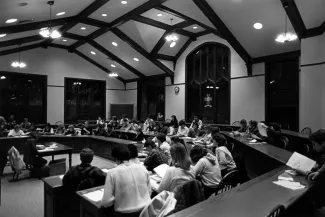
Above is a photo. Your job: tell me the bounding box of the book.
[286,152,316,175]
[154,164,170,178]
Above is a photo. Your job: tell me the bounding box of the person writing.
[94,124,107,136]
[119,114,128,125]
[175,120,189,137]
[65,125,76,136]
[238,119,248,133]
[190,115,203,130]
[212,133,236,172]
[81,121,92,135]
[55,124,65,135]
[21,118,31,130]
[156,133,171,157]
[101,146,151,216]
[144,116,153,131]
[8,125,25,137]
[188,122,199,138]
[157,112,164,122]
[96,116,104,125]
[43,123,54,134]
[143,139,170,172]
[120,118,132,131]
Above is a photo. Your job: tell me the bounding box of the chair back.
[279,136,289,150]
[301,127,312,136]
[228,142,235,153]
[216,169,240,195]
[265,205,285,217]
[232,121,240,126]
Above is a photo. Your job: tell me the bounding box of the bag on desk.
[49,158,66,176]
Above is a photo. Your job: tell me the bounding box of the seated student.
[157,133,171,156]
[170,115,179,129]
[128,144,141,164]
[63,148,106,192]
[94,124,107,136]
[143,139,170,172]
[157,112,164,122]
[65,125,76,136]
[138,120,145,131]
[190,115,203,130]
[134,128,145,142]
[248,120,259,135]
[96,116,104,125]
[81,121,92,135]
[147,121,157,132]
[24,132,47,168]
[157,142,195,193]
[108,116,118,128]
[120,118,132,131]
[211,133,236,172]
[55,124,65,135]
[188,122,199,138]
[101,146,151,216]
[21,118,31,131]
[0,123,6,137]
[43,123,54,134]
[0,116,6,126]
[119,114,128,125]
[190,146,222,198]
[144,116,153,131]
[7,114,16,129]
[8,124,25,137]
[175,120,189,137]
[238,119,248,133]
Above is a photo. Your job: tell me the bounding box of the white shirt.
[8,129,24,137]
[176,126,189,137]
[101,162,151,213]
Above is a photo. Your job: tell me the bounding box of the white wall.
[300,33,325,131]
[0,47,125,123]
[165,33,266,122]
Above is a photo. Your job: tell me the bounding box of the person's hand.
[307,171,320,181]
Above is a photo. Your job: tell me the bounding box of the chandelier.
[275,13,297,43]
[11,45,27,68]
[109,72,118,77]
[39,1,61,39]
[165,19,178,48]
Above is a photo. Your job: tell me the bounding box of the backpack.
[8,146,26,173]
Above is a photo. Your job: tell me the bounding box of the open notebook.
[286,152,316,175]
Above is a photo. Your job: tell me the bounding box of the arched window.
[186,42,230,124]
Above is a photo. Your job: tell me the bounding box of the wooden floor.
[0,154,115,217]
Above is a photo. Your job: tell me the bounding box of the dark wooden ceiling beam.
[88,40,146,79]
[74,49,126,84]
[195,30,211,38]
[48,43,70,50]
[150,31,170,55]
[62,32,87,41]
[156,5,223,39]
[0,35,43,48]
[280,0,306,39]
[156,54,175,61]
[305,21,325,38]
[252,50,301,63]
[170,21,193,30]
[192,0,251,64]
[0,43,42,56]
[112,28,174,82]
[82,18,111,28]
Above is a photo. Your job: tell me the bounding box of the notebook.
[286,152,316,175]
[83,189,104,202]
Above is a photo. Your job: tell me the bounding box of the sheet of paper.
[59,175,64,179]
[154,164,170,178]
[273,181,305,190]
[83,189,104,202]
[286,152,316,174]
[38,148,54,152]
[257,123,267,137]
[102,169,110,173]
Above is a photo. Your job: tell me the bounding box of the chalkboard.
[110,104,134,120]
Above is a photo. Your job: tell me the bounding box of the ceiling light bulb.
[157,14,162,17]
[253,23,263,30]
[121,1,127,4]
[81,27,86,30]
[170,41,176,48]
[111,64,116,68]
[275,32,298,43]
[19,62,27,68]
[11,61,19,68]
[0,76,6,79]
[193,26,198,29]
[112,42,118,46]
[0,34,6,38]
[39,28,51,38]
[109,72,118,77]
[6,19,18,24]
[134,58,139,62]
[216,87,219,89]
[91,51,96,55]
[56,12,65,16]
[50,30,61,39]
[102,14,108,17]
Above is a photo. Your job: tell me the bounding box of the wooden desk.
[37,142,73,168]
[43,175,66,217]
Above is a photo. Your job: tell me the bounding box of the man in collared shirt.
[190,115,203,130]
[143,139,170,172]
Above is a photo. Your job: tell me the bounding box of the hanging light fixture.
[275,13,297,43]
[165,18,178,48]
[11,45,27,68]
[39,1,61,39]
[109,72,118,77]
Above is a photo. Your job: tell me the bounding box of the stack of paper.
[154,164,170,178]
[83,189,104,202]
[273,180,305,190]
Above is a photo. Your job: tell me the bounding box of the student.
[63,148,106,192]
[94,124,107,136]
[190,146,222,198]
[0,116,6,126]
[0,123,6,137]
[138,120,145,131]
[170,115,179,129]
[43,123,54,134]
[134,128,144,142]
[21,118,31,130]
[156,133,171,156]
[248,120,259,135]
[119,114,128,125]
[188,122,199,138]
[238,119,248,133]
[147,121,157,132]
[8,124,25,137]
[7,113,16,129]
[176,120,189,137]
[108,116,118,128]
[190,115,203,130]
[96,116,104,125]
[128,144,141,164]
[55,124,65,135]
[24,132,47,168]
[65,125,76,136]
[167,122,176,136]
[157,143,195,193]
[212,133,236,172]
[101,146,151,216]
[157,112,164,121]
[143,139,170,172]
[144,116,153,131]
[120,118,132,131]
[81,121,92,135]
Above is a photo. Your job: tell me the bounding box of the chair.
[224,127,233,132]
[265,205,285,217]
[301,127,312,136]
[215,170,240,195]
[119,134,128,140]
[228,142,235,153]
[279,136,289,150]
[232,121,240,126]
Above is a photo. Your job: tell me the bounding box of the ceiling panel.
[142,8,185,25]
[0,40,42,51]
[77,43,138,79]
[95,31,166,76]
[67,23,99,36]
[0,0,94,26]
[89,0,149,23]
[163,0,215,29]
[0,26,62,42]
[183,24,205,33]
[159,34,189,56]
[295,0,325,29]
[52,37,77,46]
[205,0,300,57]
[119,20,165,53]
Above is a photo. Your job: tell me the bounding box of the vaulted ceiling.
[0,0,324,84]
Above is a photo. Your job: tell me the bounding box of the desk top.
[281,129,309,139]
[37,143,73,156]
